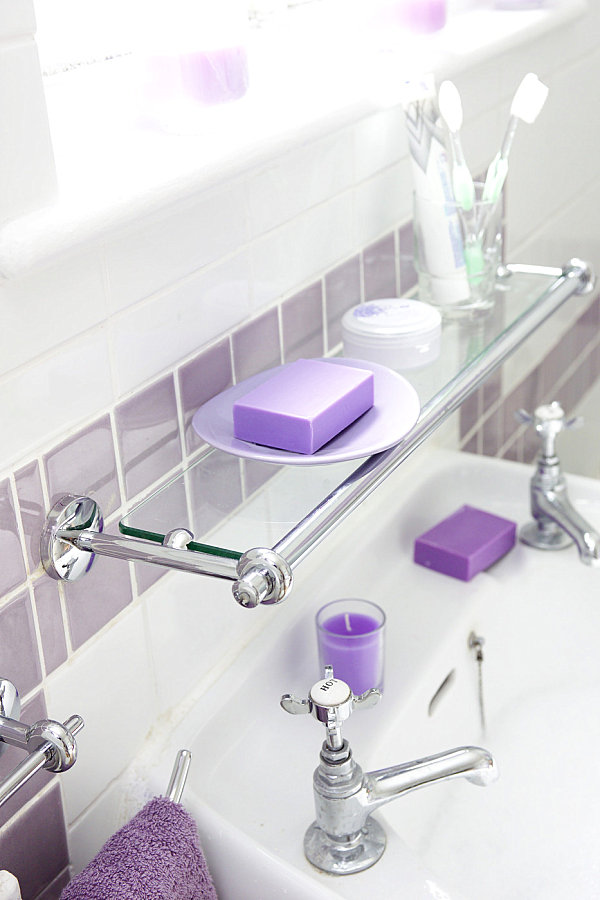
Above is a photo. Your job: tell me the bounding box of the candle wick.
[344,613,351,632]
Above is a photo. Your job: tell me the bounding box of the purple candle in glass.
[316,599,386,696]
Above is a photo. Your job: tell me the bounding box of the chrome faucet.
[281,668,498,875]
[517,402,600,564]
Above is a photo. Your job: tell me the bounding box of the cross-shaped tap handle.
[515,401,582,459]
[280,666,381,750]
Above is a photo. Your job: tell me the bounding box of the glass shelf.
[119,266,562,560]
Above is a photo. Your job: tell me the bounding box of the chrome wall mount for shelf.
[40,261,595,608]
[41,493,292,606]
[0,677,84,808]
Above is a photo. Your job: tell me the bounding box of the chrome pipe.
[273,260,595,570]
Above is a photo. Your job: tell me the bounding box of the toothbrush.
[438,80,476,212]
[438,80,484,278]
[482,72,549,205]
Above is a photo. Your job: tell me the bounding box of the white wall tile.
[104,181,249,314]
[251,193,355,309]
[245,127,354,239]
[0,0,36,39]
[353,107,407,184]
[0,250,108,378]
[45,604,156,824]
[142,571,267,714]
[111,251,251,396]
[508,49,600,251]
[0,329,113,473]
[355,159,411,247]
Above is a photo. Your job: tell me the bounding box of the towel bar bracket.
[0,677,84,808]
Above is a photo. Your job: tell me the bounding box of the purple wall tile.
[481,407,504,457]
[132,471,191,595]
[0,590,42,696]
[324,255,361,351]
[543,327,580,395]
[281,282,324,363]
[501,434,521,463]
[242,459,281,499]
[558,361,588,415]
[134,560,166,596]
[0,783,68,899]
[461,433,479,454]
[482,370,502,412]
[63,552,133,650]
[0,692,53,828]
[522,425,541,464]
[363,233,397,302]
[115,375,181,500]
[45,415,121,518]
[188,453,243,545]
[398,222,417,294]
[15,460,44,575]
[232,308,281,382]
[36,868,70,900]
[459,390,480,440]
[33,579,68,674]
[502,364,546,447]
[0,478,26,595]
[179,338,233,456]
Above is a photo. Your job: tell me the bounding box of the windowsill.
[0,0,586,277]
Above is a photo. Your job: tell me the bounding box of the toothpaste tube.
[401,75,470,305]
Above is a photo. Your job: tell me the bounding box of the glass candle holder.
[316,599,386,696]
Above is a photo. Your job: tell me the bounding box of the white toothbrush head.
[510,72,549,124]
[438,80,463,133]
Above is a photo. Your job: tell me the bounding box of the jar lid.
[342,299,441,339]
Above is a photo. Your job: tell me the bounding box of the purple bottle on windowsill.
[399,0,447,33]
[138,0,249,133]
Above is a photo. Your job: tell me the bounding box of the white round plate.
[191,358,420,465]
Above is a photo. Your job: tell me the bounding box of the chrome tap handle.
[516,401,582,458]
[281,667,381,750]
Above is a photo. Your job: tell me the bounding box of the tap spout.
[522,466,600,565]
[365,745,498,812]
[306,740,498,874]
[532,480,600,564]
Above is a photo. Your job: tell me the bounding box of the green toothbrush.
[438,79,484,280]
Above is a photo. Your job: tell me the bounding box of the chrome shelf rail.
[272,261,594,571]
[40,260,595,607]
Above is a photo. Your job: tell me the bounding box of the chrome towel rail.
[0,677,84,808]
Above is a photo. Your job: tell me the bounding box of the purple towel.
[60,796,218,900]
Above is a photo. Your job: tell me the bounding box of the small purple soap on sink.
[232,358,374,454]
[414,505,517,581]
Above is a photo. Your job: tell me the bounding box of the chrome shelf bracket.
[41,493,293,607]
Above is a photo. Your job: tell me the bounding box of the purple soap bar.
[413,505,516,581]
[233,359,374,454]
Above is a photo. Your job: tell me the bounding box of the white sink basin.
[144,448,600,900]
